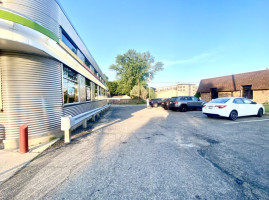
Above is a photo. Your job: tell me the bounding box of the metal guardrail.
[61,104,110,143]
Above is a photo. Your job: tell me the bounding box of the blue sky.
[59,0,269,87]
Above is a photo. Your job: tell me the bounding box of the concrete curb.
[0,138,60,185]
[30,138,60,153]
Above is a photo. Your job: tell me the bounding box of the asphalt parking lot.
[1,105,269,199]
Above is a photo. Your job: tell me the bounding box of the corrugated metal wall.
[2,0,60,36]
[0,52,108,141]
[1,0,105,79]
[63,100,107,117]
[0,52,63,140]
[0,57,4,140]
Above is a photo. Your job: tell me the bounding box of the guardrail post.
[61,116,71,143]
[65,130,71,143]
[19,124,29,153]
[83,120,87,128]
[92,115,95,121]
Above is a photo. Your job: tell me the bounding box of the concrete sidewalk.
[0,138,60,185]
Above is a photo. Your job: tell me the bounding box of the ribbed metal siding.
[0,58,4,140]
[2,0,60,36]
[0,52,63,140]
[2,0,105,80]
[63,100,107,117]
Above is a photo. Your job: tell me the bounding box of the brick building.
[197,69,269,103]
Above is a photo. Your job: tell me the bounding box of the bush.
[194,92,201,99]
[135,99,146,104]
[130,85,148,99]
[264,104,269,113]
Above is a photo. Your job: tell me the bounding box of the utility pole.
[148,73,151,99]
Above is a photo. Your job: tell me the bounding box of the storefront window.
[86,79,91,101]
[63,66,79,104]
[79,75,86,102]
[95,84,99,99]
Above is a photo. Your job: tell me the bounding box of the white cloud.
[162,51,215,67]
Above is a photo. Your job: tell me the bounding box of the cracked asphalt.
[0,105,269,199]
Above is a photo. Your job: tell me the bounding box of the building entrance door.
[211,88,218,99]
[242,85,253,99]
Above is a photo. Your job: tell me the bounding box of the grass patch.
[49,136,57,141]
[264,104,269,113]
[135,100,146,104]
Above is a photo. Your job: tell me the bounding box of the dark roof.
[197,69,269,93]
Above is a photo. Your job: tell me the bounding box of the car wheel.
[257,108,263,117]
[179,105,188,112]
[229,110,238,121]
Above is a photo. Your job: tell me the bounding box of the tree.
[107,81,119,97]
[147,88,157,99]
[109,49,163,96]
[130,85,148,99]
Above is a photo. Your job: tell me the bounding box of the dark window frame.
[63,65,79,104]
[61,27,105,86]
[61,28,77,54]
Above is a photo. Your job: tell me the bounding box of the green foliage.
[49,136,57,141]
[264,104,269,113]
[147,88,157,99]
[130,85,148,99]
[109,49,164,95]
[194,92,201,99]
[107,81,119,97]
[135,99,146,104]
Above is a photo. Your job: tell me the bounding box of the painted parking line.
[224,119,269,125]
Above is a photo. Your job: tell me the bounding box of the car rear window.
[210,98,230,103]
[170,97,177,101]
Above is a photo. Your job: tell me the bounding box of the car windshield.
[209,98,230,103]
[170,97,177,101]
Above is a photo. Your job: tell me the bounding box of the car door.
[191,97,201,109]
[242,98,258,115]
[233,98,246,116]
[185,97,193,108]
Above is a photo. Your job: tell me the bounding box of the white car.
[202,97,265,120]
